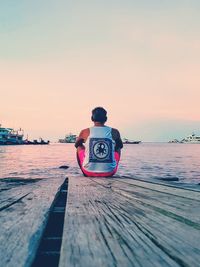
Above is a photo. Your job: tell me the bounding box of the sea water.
[0,143,200,185]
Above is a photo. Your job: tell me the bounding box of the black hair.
[91,107,107,123]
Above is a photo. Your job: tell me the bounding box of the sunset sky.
[0,1,200,141]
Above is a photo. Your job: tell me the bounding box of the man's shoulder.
[111,128,121,139]
[111,128,120,134]
[79,128,90,138]
[80,128,90,133]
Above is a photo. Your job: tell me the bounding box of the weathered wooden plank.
[0,177,65,267]
[59,177,200,267]
[0,178,42,211]
[116,177,200,200]
[91,178,200,224]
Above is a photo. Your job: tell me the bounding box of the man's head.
[91,107,107,124]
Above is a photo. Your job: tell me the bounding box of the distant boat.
[123,138,141,144]
[24,138,50,145]
[168,133,200,144]
[0,124,50,145]
[181,133,200,144]
[0,125,24,145]
[59,133,77,143]
[168,139,180,143]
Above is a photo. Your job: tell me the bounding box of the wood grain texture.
[0,177,65,267]
[59,177,200,267]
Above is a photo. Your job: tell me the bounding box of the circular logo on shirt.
[93,141,109,159]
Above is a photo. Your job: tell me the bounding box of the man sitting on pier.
[75,107,123,177]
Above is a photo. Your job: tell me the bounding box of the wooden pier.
[1,176,200,267]
[0,177,66,267]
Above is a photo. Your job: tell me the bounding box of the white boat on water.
[59,133,77,143]
[181,133,200,144]
[123,138,141,144]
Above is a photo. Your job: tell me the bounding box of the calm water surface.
[0,143,200,185]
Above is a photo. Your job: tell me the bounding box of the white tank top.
[83,126,116,173]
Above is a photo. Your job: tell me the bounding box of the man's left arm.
[112,128,123,154]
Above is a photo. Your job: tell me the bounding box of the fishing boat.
[0,124,50,145]
[181,133,200,144]
[0,125,24,145]
[24,138,50,145]
[168,139,180,143]
[59,133,77,143]
[123,138,141,144]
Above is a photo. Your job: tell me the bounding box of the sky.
[0,0,200,141]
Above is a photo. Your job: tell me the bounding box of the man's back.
[75,107,123,177]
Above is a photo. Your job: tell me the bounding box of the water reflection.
[0,143,200,184]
